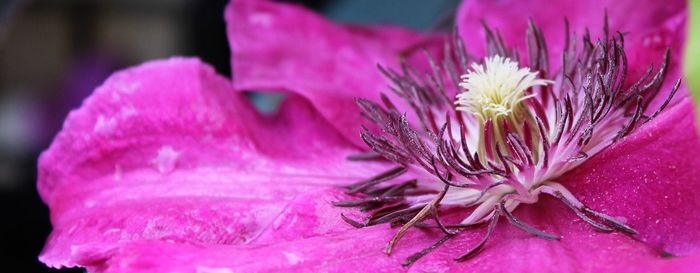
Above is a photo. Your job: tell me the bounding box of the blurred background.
[0,0,457,271]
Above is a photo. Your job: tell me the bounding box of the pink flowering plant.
[38,0,700,272]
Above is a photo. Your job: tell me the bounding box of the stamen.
[455,207,501,261]
[369,205,420,226]
[340,213,366,228]
[346,166,406,194]
[500,202,561,240]
[402,234,455,267]
[583,207,638,235]
[644,79,682,122]
[346,151,384,161]
[377,179,418,196]
[413,222,484,229]
[613,96,644,141]
[332,196,405,207]
[540,186,614,232]
[386,185,450,255]
[431,205,456,235]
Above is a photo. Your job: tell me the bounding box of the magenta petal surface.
[39,58,700,271]
[456,0,687,108]
[226,0,444,147]
[560,98,700,256]
[456,0,686,66]
[37,57,389,268]
[64,188,700,273]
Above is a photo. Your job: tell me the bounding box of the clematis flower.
[37,0,700,272]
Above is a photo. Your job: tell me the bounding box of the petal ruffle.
[226,0,444,147]
[37,57,389,268]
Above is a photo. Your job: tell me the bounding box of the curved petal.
[560,97,700,256]
[42,88,700,272]
[59,188,700,273]
[37,57,390,268]
[456,0,687,108]
[226,0,444,147]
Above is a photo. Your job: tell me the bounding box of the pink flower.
[38,0,699,272]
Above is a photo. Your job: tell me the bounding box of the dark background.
[0,0,456,272]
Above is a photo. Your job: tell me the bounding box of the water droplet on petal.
[113,164,122,181]
[195,266,233,273]
[94,115,117,132]
[249,12,273,27]
[282,251,304,265]
[641,30,671,50]
[153,145,180,174]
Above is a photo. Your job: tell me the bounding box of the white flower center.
[455,55,552,120]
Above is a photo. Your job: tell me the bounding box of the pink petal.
[44,93,700,272]
[38,57,389,268]
[456,0,687,108]
[560,97,700,256]
[456,0,685,64]
[63,188,700,273]
[226,0,444,147]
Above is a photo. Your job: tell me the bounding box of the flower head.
[343,16,681,264]
[36,0,700,272]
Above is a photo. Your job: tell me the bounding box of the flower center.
[455,55,551,121]
[338,18,679,267]
[455,55,552,161]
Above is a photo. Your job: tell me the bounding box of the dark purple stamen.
[346,166,406,194]
[548,190,614,232]
[402,234,455,267]
[455,206,501,261]
[583,207,638,235]
[340,213,366,228]
[347,151,384,161]
[500,202,561,240]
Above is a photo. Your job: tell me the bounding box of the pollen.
[455,55,551,121]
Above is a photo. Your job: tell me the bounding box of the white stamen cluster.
[455,55,552,120]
